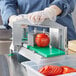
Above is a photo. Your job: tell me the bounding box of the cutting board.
[27,45,65,57]
[68,40,76,54]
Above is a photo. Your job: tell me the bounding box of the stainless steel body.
[12,19,67,63]
[28,33,35,47]
[12,19,67,50]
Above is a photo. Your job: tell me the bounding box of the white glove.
[27,7,56,25]
[9,15,24,28]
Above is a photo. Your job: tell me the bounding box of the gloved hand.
[27,7,57,24]
[9,15,24,28]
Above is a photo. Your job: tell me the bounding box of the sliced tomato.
[61,66,76,74]
[38,65,62,76]
[38,65,52,75]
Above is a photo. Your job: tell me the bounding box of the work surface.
[0,54,76,76]
[0,55,27,76]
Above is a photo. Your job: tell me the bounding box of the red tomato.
[35,33,50,47]
[38,65,63,76]
[61,66,76,74]
[39,65,52,75]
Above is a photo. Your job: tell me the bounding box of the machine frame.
[11,19,68,64]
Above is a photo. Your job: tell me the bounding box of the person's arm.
[48,5,62,16]
[51,0,75,17]
[0,0,18,29]
[25,0,75,24]
[27,4,62,24]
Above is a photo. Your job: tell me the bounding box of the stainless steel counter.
[0,54,76,76]
[0,55,27,76]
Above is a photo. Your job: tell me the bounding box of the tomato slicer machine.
[11,19,67,64]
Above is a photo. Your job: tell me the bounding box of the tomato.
[39,65,52,75]
[38,65,62,76]
[61,66,76,74]
[35,33,50,47]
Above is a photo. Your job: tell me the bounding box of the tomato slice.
[61,66,76,74]
[39,65,62,76]
[39,65,52,75]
